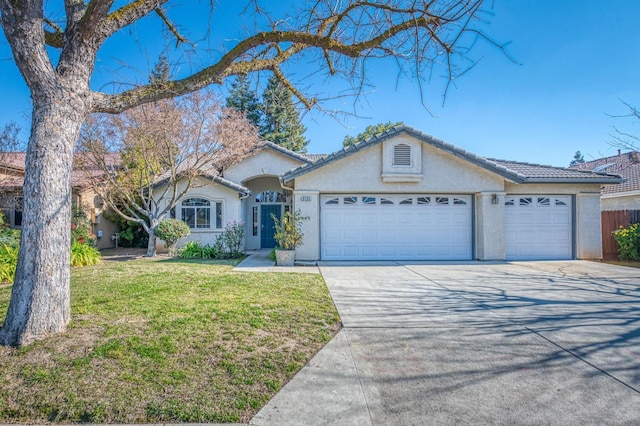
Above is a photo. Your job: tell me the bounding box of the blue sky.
[1,1,640,167]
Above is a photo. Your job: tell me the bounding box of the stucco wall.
[295,136,505,193]
[575,192,603,259]
[601,193,640,211]
[154,177,243,250]
[224,148,304,184]
[475,192,506,260]
[293,190,320,261]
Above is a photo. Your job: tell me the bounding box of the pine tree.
[570,150,585,166]
[343,121,403,147]
[225,74,262,128]
[260,76,309,152]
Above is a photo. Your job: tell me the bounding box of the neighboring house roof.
[282,125,624,185]
[570,151,640,195]
[0,152,121,190]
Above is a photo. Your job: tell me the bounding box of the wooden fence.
[601,210,640,260]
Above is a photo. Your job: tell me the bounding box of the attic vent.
[393,144,411,166]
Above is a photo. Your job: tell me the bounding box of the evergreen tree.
[570,150,585,166]
[343,121,403,147]
[150,54,171,85]
[225,74,262,128]
[260,76,309,152]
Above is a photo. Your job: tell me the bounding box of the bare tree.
[0,0,500,346]
[609,101,640,150]
[78,91,261,257]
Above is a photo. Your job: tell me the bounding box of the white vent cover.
[393,144,411,166]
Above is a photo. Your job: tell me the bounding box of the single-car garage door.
[505,195,573,260]
[321,194,472,260]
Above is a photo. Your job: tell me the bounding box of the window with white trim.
[393,144,411,166]
[181,198,222,229]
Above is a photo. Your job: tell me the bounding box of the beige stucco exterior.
[148,130,613,261]
[601,191,640,211]
[289,136,608,261]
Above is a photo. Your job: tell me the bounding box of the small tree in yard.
[154,219,190,256]
[78,90,261,257]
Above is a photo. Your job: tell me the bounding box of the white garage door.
[321,194,472,260]
[505,195,573,260]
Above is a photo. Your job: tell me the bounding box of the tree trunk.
[146,233,157,257]
[0,100,84,347]
[146,224,157,257]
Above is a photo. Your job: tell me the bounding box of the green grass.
[0,258,340,423]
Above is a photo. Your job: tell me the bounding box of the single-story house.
[570,150,640,211]
[162,125,623,261]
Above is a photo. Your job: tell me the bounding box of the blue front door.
[260,204,281,248]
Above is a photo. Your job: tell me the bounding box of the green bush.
[272,210,308,250]
[613,223,640,260]
[179,241,219,259]
[0,226,21,248]
[155,219,190,255]
[72,207,96,246]
[221,221,244,257]
[0,243,18,283]
[71,241,102,267]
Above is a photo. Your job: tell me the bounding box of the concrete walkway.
[233,250,320,274]
[251,261,640,425]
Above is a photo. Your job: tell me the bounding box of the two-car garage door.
[321,194,472,260]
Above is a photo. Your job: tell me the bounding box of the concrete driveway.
[252,261,640,425]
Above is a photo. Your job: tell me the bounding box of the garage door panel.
[321,194,472,260]
[506,195,572,260]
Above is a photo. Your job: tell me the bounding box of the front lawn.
[0,258,340,423]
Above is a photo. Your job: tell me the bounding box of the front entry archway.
[243,176,292,250]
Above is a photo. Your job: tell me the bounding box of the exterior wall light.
[491,194,499,205]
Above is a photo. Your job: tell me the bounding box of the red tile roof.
[570,151,640,194]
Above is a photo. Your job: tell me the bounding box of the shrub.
[71,241,102,267]
[272,210,308,250]
[221,220,244,257]
[0,226,21,248]
[613,223,640,261]
[0,243,18,283]
[179,241,219,259]
[72,207,96,246]
[155,219,190,255]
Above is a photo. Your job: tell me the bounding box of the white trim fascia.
[381,173,424,183]
[601,190,640,199]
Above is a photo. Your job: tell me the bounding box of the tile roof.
[570,151,640,194]
[282,125,623,185]
[261,141,313,164]
[0,152,121,189]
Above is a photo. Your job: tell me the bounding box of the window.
[181,198,222,229]
[393,144,411,166]
[362,196,376,205]
[537,197,551,206]
[519,197,533,206]
[256,191,285,203]
[380,198,394,205]
[252,206,258,236]
[435,197,449,205]
[13,196,22,227]
[399,198,413,205]
[555,198,568,206]
[453,198,468,205]
[417,196,431,205]
[343,196,357,205]
[325,198,339,205]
